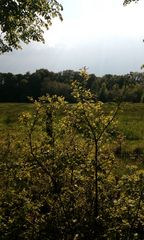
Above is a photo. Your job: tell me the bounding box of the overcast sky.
[0,0,144,76]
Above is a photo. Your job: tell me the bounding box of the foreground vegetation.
[0,70,144,239]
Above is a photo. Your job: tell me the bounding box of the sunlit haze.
[0,0,144,76]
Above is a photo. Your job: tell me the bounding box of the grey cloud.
[0,36,143,76]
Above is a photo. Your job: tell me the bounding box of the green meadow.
[117,103,144,156]
[0,103,33,129]
[0,102,144,162]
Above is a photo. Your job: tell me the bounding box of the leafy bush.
[0,69,144,239]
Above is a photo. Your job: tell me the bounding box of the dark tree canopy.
[0,0,63,53]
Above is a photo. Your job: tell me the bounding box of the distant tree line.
[0,69,144,103]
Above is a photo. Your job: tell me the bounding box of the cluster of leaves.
[0,69,144,239]
[0,0,63,53]
[123,0,140,5]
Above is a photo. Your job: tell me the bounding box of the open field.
[0,103,33,129]
[1,102,144,137]
[0,102,144,163]
[117,103,144,155]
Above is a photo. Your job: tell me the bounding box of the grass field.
[0,102,144,165]
[0,103,33,129]
[117,103,144,157]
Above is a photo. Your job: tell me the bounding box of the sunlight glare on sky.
[45,0,144,47]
